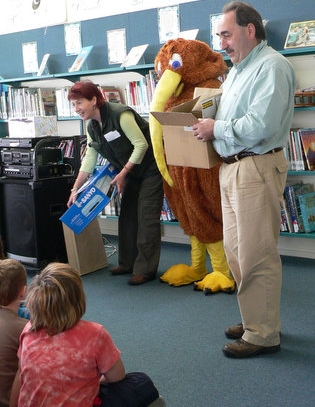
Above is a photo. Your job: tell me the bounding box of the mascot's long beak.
[149,69,182,187]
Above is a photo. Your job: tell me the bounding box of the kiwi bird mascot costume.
[149,38,235,294]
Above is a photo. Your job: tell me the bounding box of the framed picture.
[284,20,315,49]
[101,88,122,104]
[209,13,223,52]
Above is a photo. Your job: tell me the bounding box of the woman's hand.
[112,163,134,195]
[111,170,127,195]
[66,171,90,208]
[67,189,78,207]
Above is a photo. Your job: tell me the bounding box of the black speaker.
[0,177,73,267]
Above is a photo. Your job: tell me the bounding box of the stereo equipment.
[0,137,47,148]
[0,136,79,180]
[1,149,34,165]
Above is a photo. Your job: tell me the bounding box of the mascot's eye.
[169,53,182,70]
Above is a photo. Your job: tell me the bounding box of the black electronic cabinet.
[0,135,83,268]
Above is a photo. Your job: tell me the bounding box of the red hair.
[68,80,105,108]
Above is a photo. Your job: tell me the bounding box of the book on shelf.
[280,198,293,233]
[38,88,57,116]
[160,195,177,222]
[68,46,93,72]
[55,87,76,117]
[146,69,158,102]
[298,128,315,171]
[284,182,314,233]
[297,192,315,233]
[37,53,51,76]
[120,44,148,67]
[286,128,306,171]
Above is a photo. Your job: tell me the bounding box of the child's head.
[0,259,27,306]
[27,263,86,336]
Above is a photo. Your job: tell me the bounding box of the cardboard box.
[62,218,108,275]
[8,116,58,138]
[60,163,118,234]
[151,88,222,169]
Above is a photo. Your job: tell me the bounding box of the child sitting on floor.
[0,259,28,407]
[9,262,162,407]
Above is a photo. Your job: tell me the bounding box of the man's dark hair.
[223,1,266,40]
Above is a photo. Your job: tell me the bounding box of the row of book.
[0,84,76,119]
[0,70,159,120]
[58,135,87,160]
[281,182,315,234]
[124,69,158,115]
[284,127,315,171]
[100,192,176,223]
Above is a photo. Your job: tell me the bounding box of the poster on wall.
[107,29,127,65]
[66,0,198,23]
[158,5,180,44]
[64,22,82,56]
[0,0,66,35]
[209,13,223,52]
[0,0,198,34]
[22,42,39,74]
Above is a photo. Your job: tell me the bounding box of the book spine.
[280,199,292,232]
[284,186,299,233]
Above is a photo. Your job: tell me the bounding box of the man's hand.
[192,118,215,142]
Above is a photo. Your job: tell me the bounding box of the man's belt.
[221,147,283,164]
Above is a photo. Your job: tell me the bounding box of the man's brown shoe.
[222,338,280,358]
[111,266,132,276]
[225,323,244,339]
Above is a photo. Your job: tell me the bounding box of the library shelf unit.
[277,47,315,259]
[0,63,156,137]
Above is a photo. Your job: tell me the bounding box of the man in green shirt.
[193,1,296,358]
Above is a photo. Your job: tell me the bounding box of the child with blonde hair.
[9,263,163,407]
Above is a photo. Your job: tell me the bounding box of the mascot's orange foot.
[193,271,236,295]
[160,264,207,287]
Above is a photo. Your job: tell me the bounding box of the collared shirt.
[213,40,296,158]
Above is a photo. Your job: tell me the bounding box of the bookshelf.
[276,49,315,258]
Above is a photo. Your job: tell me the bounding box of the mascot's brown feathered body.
[149,38,235,293]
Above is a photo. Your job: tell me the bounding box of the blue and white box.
[60,163,118,234]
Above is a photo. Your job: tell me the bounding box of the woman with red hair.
[67,80,163,286]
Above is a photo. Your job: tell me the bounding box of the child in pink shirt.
[9,263,160,407]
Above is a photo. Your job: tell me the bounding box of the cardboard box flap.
[193,88,222,111]
[151,111,198,127]
[171,96,201,113]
